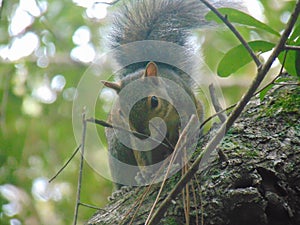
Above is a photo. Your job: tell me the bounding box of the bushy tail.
[110,0,208,48]
[109,0,243,77]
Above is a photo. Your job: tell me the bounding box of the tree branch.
[95,0,121,6]
[209,84,227,123]
[285,45,300,51]
[146,1,300,224]
[73,109,87,225]
[199,0,262,69]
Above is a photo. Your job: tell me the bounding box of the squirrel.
[102,0,241,189]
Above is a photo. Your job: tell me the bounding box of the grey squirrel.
[102,0,240,189]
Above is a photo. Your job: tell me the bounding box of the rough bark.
[87,77,300,225]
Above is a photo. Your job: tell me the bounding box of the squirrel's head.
[102,62,180,141]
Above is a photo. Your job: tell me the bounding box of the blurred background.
[0,0,296,224]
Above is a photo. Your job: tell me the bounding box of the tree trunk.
[87,76,300,225]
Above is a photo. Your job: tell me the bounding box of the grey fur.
[110,0,208,47]
[108,0,243,78]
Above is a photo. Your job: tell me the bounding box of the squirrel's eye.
[150,96,159,108]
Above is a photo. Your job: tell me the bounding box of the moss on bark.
[87,78,300,225]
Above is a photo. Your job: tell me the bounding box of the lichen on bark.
[87,77,300,225]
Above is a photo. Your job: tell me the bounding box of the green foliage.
[0,1,299,225]
[259,83,274,101]
[278,38,300,78]
[0,0,111,224]
[217,41,275,77]
[206,8,280,36]
[205,4,300,80]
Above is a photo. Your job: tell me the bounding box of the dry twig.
[146,1,300,224]
[73,109,87,225]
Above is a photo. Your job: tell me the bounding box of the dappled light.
[0,0,297,224]
[0,32,39,61]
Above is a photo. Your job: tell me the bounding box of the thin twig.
[146,1,300,224]
[190,179,199,225]
[79,202,102,210]
[126,189,152,225]
[117,188,142,225]
[200,0,262,69]
[278,49,288,75]
[126,162,167,225]
[86,118,113,128]
[73,109,88,225]
[0,69,12,132]
[48,145,81,183]
[87,118,171,149]
[199,104,235,130]
[0,0,5,20]
[95,0,121,6]
[86,117,174,225]
[200,44,289,129]
[119,150,173,224]
[192,172,204,225]
[275,82,299,86]
[145,115,197,225]
[200,73,283,131]
[118,156,173,225]
[182,147,190,225]
[209,84,227,123]
[149,121,175,150]
[285,45,300,51]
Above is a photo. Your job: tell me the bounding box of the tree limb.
[146,1,300,224]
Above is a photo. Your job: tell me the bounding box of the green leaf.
[295,49,300,78]
[275,77,293,83]
[290,23,300,41]
[278,38,300,77]
[217,41,275,77]
[260,84,274,101]
[278,51,296,76]
[205,8,280,37]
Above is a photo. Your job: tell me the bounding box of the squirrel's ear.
[144,62,158,77]
[101,80,121,93]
